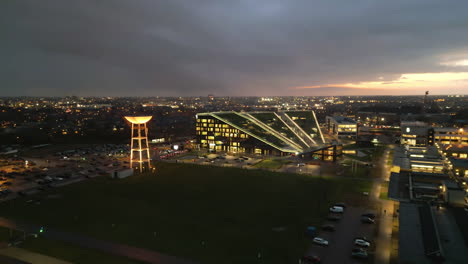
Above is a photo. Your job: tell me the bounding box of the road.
[0,217,198,264]
[371,145,396,264]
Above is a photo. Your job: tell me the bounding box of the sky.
[1,0,468,97]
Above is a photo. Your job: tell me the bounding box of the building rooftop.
[197,111,324,153]
[399,202,432,264]
[401,121,429,127]
[328,116,356,124]
[442,144,468,152]
[418,204,443,258]
[450,157,468,168]
[285,111,324,144]
[433,127,463,132]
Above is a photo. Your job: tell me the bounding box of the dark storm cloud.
[1,0,468,96]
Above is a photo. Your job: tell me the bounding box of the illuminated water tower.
[124,116,152,172]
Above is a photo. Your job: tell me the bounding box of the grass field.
[387,150,395,166]
[0,162,371,264]
[379,182,389,200]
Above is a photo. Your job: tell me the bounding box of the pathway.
[0,217,198,264]
[0,247,72,264]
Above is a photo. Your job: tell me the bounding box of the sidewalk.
[374,200,395,264]
[0,217,197,264]
[0,247,72,264]
[371,146,397,264]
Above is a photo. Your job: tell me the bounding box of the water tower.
[124,116,152,172]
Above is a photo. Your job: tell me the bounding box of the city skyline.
[2,0,468,96]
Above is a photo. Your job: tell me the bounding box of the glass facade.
[196,112,342,161]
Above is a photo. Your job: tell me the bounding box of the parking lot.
[305,206,377,264]
[0,144,130,201]
[174,153,263,168]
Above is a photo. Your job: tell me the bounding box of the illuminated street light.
[124,116,152,172]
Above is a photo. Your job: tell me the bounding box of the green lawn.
[379,182,389,200]
[344,153,372,162]
[0,226,20,242]
[354,166,371,178]
[253,159,290,170]
[341,160,373,178]
[0,162,371,264]
[387,150,394,166]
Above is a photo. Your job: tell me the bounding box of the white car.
[329,206,344,213]
[312,237,329,246]
[354,239,370,247]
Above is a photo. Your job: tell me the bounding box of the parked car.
[329,206,344,213]
[361,217,375,224]
[300,255,321,264]
[355,239,371,247]
[35,179,45,185]
[351,248,368,258]
[354,236,371,243]
[321,224,335,232]
[327,215,341,221]
[312,237,329,246]
[334,202,346,208]
[362,213,376,219]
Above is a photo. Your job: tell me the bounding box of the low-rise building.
[441,144,468,159]
[400,121,430,146]
[325,116,357,139]
[450,158,468,177]
[110,168,133,179]
[357,111,400,127]
[443,180,466,207]
[431,127,468,145]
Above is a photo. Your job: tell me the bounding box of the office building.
[325,116,357,139]
[196,111,342,161]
